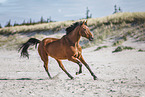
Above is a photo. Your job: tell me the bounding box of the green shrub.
[112,46,134,53]
[113,40,124,46]
[94,46,108,51]
[138,49,145,52]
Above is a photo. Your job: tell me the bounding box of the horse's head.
[79,21,94,41]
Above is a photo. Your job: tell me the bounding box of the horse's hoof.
[48,77,52,80]
[93,76,98,80]
[70,77,74,80]
[76,72,79,75]
[76,71,82,75]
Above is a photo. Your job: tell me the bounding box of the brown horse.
[19,21,97,80]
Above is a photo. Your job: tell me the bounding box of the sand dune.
[0,38,145,97]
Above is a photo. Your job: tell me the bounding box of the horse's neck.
[66,26,81,44]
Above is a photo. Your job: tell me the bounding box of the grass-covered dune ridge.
[0,12,145,35]
[0,21,73,35]
[84,12,145,48]
[88,12,145,29]
[0,12,145,49]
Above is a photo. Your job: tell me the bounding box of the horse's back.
[42,38,59,46]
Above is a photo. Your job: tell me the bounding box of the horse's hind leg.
[43,56,52,79]
[38,45,52,79]
[56,59,74,79]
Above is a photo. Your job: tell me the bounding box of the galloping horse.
[19,21,97,80]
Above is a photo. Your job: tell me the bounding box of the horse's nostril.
[89,37,94,41]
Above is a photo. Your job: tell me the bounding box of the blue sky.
[0,0,145,27]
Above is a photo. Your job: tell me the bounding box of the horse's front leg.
[78,55,97,80]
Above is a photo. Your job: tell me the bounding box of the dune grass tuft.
[112,46,134,53]
[94,46,108,51]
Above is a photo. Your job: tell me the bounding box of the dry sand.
[0,38,145,97]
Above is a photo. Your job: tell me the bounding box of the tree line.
[0,5,122,28]
[0,16,53,28]
[0,7,92,28]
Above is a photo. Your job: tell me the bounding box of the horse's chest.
[69,46,78,52]
[68,46,80,57]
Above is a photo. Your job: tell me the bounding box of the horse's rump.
[42,38,59,46]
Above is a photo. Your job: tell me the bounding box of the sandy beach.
[0,37,145,97]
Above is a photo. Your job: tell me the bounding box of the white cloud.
[0,0,7,3]
[64,13,83,17]
[58,9,62,13]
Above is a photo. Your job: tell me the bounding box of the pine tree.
[29,18,32,24]
[113,5,118,14]
[86,7,90,19]
[90,13,92,18]
[40,16,44,23]
[5,20,12,27]
[119,7,122,12]
[86,7,92,19]
[22,20,26,25]
[0,24,2,28]
[14,21,19,26]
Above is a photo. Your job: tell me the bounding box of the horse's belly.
[49,53,67,60]
[46,47,67,60]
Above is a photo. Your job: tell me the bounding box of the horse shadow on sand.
[0,78,45,80]
[0,73,62,80]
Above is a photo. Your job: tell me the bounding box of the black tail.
[18,38,40,59]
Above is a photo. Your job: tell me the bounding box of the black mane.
[65,21,85,35]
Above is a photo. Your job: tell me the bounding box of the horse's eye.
[83,28,86,31]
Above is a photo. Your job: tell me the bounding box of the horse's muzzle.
[89,37,94,41]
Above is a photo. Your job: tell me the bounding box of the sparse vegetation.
[113,40,124,46]
[138,49,145,52]
[112,35,128,46]
[1,17,53,28]
[0,20,74,35]
[5,20,12,27]
[0,24,2,28]
[94,46,108,51]
[0,12,145,50]
[112,46,134,53]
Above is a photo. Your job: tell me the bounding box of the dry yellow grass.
[1,12,145,35]
[0,12,145,49]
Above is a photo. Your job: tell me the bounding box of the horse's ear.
[85,20,87,25]
[82,21,85,25]
[82,20,87,25]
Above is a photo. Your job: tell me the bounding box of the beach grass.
[0,12,145,49]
